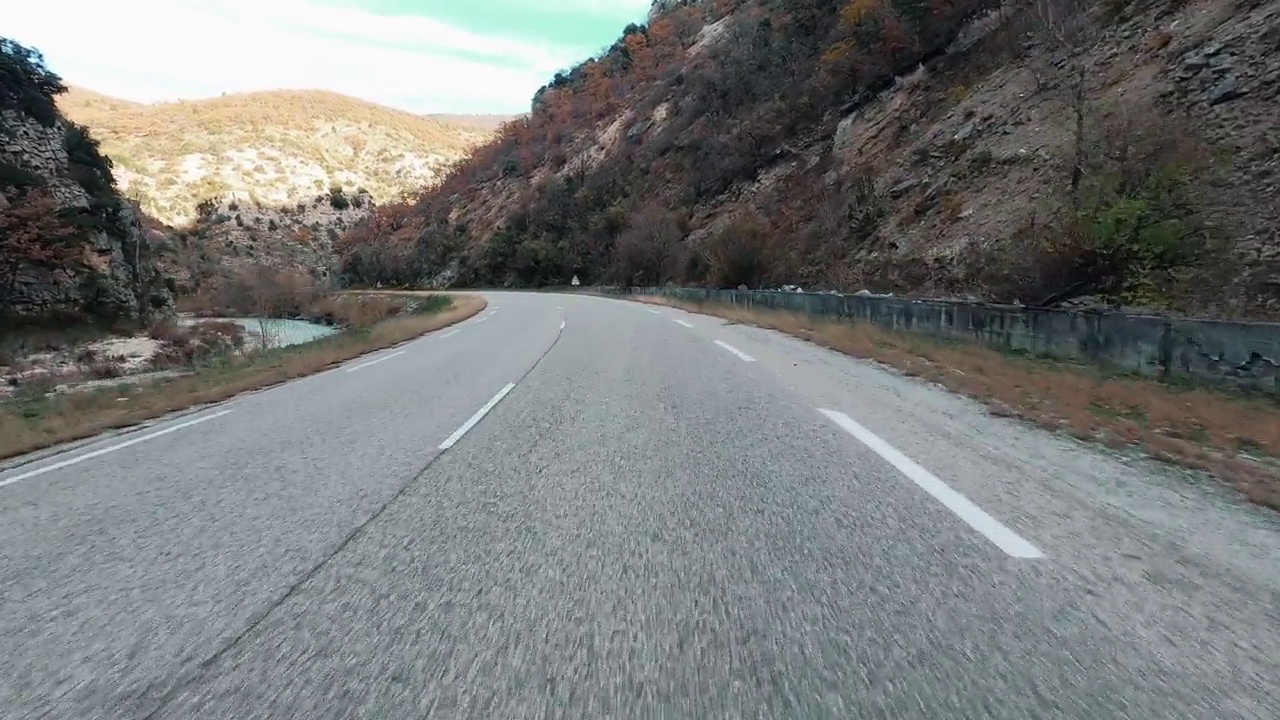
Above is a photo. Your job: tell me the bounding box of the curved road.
[2,292,1279,719]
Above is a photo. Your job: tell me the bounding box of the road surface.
[2,292,1278,719]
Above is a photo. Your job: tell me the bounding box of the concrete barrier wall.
[599,286,1280,391]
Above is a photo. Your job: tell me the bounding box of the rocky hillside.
[57,87,499,226]
[338,0,1280,318]
[160,187,375,296]
[0,38,171,323]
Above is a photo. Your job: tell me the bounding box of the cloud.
[3,0,613,114]
[491,0,654,17]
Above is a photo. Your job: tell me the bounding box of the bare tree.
[1029,0,1097,205]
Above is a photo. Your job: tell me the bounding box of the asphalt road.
[2,291,1279,719]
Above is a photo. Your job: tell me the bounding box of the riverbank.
[0,293,485,460]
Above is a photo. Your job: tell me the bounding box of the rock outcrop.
[164,188,375,295]
[648,0,700,21]
[339,0,1280,318]
[0,38,172,323]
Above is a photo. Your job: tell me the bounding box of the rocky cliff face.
[339,0,1280,318]
[163,188,375,296]
[1,109,92,208]
[0,39,173,323]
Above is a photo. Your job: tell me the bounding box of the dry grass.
[177,265,407,329]
[0,295,486,461]
[57,86,498,224]
[636,296,1280,512]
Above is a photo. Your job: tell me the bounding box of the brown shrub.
[333,296,403,328]
[85,360,125,380]
[190,320,245,346]
[202,264,320,317]
[611,205,689,285]
[0,189,84,309]
[704,214,786,289]
[149,319,245,369]
[147,318,192,344]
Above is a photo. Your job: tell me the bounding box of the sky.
[5,0,653,114]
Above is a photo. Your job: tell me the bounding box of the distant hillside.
[57,87,498,225]
[426,113,522,131]
[58,86,141,115]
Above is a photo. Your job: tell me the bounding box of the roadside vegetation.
[636,295,1280,513]
[0,276,485,460]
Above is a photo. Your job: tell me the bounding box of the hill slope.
[58,88,496,225]
[338,0,1280,318]
[426,114,522,131]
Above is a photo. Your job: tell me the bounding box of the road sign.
[571,275,580,286]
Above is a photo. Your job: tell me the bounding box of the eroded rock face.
[1,108,173,322]
[0,109,89,208]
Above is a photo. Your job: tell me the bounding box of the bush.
[190,320,245,347]
[0,189,83,311]
[148,319,245,369]
[63,122,115,198]
[610,206,688,285]
[329,185,350,210]
[1009,108,1215,307]
[147,318,191,343]
[705,215,783,289]
[85,359,125,380]
[0,37,66,126]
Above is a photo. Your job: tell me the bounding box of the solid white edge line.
[438,383,517,450]
[673,319,694,328]
[818,409,1044,559]
[345,350,406,372]
[0,410,235,489]
[713,340,757,362]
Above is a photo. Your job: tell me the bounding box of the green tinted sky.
[338,0,647,54]
[7,0,655,114]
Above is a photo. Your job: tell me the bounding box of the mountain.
[337,0,1280,318]
[57,87,498,226]
[0,38,172,323]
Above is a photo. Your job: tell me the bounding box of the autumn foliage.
[0,189,83,309]
[337,0,1006,290]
